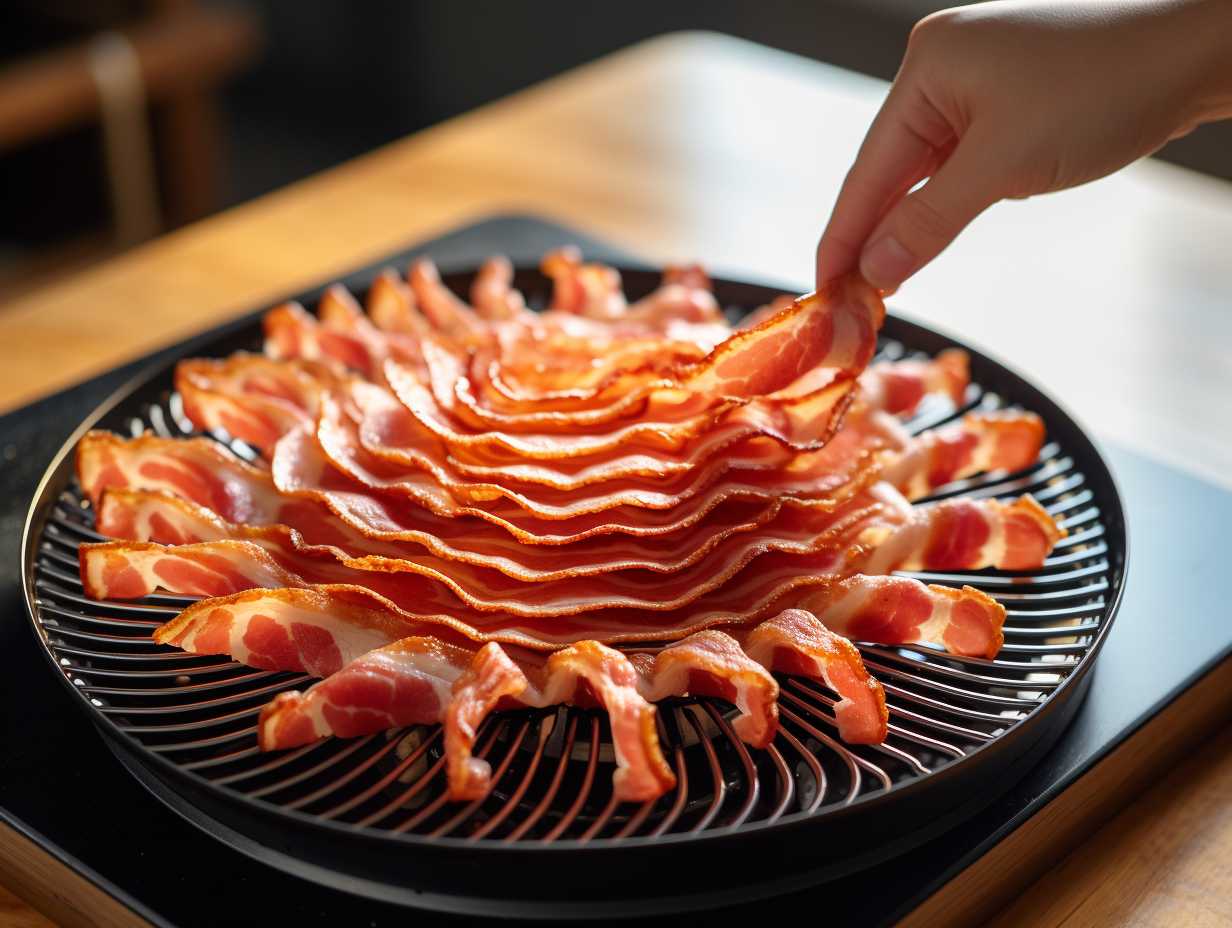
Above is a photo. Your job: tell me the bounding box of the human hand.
[816,0,1232,292]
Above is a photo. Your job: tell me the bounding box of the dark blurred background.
[3,0,1229,296]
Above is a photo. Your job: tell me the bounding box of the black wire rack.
[22,268,1126,916]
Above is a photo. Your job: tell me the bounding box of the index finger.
[816,82,953,286]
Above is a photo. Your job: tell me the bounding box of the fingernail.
[860,236,917,291]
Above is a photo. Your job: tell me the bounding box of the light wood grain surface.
[2,31,1230,927]
[0,887,52,928]
[992,726,1232,928]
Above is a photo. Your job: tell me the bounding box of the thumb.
[859,138,1001,292]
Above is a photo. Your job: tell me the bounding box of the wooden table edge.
[0,816,154,928]
[899,654,1232,927]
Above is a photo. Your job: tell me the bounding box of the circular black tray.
[23,266,1126,918]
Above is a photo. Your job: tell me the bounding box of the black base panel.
[1,215,1229,926]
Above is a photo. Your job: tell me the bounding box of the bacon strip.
[541,247,626,320]
[252,619,876,800]
[175,355,327,453]
[625,264,724,325]
[798,575,1005,659]
[258,634,672,803]
[882,410,1046,498]
[258,637,529,800]
[740,609,888,743]
[366,268,431,340]
[533,641,676,801]
[382,358,856,460]
[630,631,780,747]
[860,492,1064,573]
[409,258,490,344]
[258,634,476,743]
[860,348,970,415]
[443,642,530,798]
[684,274,884,399]
[264,302,379,379]
[469,255,536,324]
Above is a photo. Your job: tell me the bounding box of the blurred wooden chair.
[0,0,259,296]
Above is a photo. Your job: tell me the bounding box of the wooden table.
[2,31,1230,927]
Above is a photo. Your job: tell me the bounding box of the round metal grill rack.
[22,268,1126,918]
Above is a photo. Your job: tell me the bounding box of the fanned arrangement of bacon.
[75,250,1061,804]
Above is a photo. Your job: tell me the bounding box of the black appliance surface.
[1,216,1227,926]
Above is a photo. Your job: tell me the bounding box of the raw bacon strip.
[343,378,868,499]
[798,575,1005,659]
[624,264,724,325]
[317,283,425,370]
[630,631,780,747]
[860,494,1064,574]
[255,621,876,799]
[183,347,960,463]
[264,288,425,384]
[469,256,536,324]
[882,411,1046,499]
[423,337,675,434]
[684,274,884,399]
[380,279,883,456]
[176,355,332,453]
[480,266,879,408]
[541,246,626,319]
[97,490,220,546]
[264,302,380,379]
[366,269,431,340]
[152,586,432,675]
[409,258,490,344]
[259,636,672,803]
[82,539,300,600]
[532,641,676,801]
[258,638,529,801]
[386,359,730,457]
[739,609,887,744]
[447,349,962,435]
[78,431,270,521]
[341,379,870,513]
[408,345,734,449]
[476,335,708,408]
[443,642,531,798]
[860,348,970,415]
[259,635,472,742]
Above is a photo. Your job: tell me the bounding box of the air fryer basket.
[24,266,1126,918]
